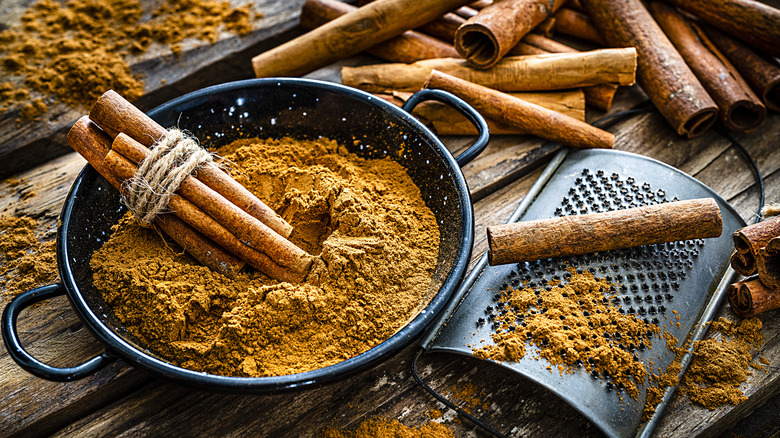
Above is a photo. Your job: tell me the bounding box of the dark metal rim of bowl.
[1,78,490,392]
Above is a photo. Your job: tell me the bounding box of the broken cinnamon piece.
[300,0,457,63]
[342,49,637,93]
[581,0,718,137]
[454,0,567,68]
[727,277,780,318]
[89,90,293,238]
[487,198,723,265]
[66,116,245,278]
[424,70,613,149]
[650,2,765,133]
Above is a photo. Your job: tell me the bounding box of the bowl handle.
[401,89,490,167]
[2,283,115,381]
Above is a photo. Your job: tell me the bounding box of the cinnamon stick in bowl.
[650,2,765,133]
[424,70,613,149]
[487,198,723,265]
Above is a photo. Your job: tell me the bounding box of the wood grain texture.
[1,26,779,438]
[0,0,306,179]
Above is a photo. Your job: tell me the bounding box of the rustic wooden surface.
[1,3,780,438]
[0,0,306,178]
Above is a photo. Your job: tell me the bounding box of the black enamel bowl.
[2,78,488,392]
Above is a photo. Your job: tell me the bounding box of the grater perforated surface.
[426,149,745,438]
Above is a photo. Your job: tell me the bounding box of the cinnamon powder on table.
[0,215,59,298]
[90,136,440,376]
[320,417,454,438]
[0,0,258,118]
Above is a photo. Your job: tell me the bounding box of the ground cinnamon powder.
[0,215,59,298]
[90,137,440,376]
[320,417,454,438]
[474,270,656,399]
[0,0,258,117]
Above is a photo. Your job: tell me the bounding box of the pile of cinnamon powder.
[90,136,440,376]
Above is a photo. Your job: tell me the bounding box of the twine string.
[122,128,213,226]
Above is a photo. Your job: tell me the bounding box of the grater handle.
[401,89,490,167]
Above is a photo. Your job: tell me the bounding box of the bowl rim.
[58,77,475,392]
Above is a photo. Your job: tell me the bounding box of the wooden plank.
[0,0,305,178]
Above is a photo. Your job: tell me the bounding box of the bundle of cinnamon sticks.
[728,217,780,317]
[250,0,779,139]
[67,90,315,283]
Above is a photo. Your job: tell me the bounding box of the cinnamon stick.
[469,0,493,9]
[102,147,310,284]
[424,70,613,149]
[581,0,718,137]
[487,198,723,265]
[417,13,465,43]
[509,33,619,111]
[727,277,780,318]
[342,49,637,93]
[650,2,766,133]
[454,6,479,19]
[731,216,780,276]
[553,8,606,45]
[664,0,780,58]
[757,237,780,289]
[454,0,567,69]
[300,0,458,63]
[377,89,586,135]
[703,26,780,113]
[66,117,245,279]
[251,0,474,78]
[90,90,293,238]
[111,133,314,280]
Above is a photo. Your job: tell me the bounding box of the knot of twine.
[123,128,213,226]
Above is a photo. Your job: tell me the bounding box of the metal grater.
[421,149,746,438]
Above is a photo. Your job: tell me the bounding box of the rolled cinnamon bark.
[757,237,780,289]
[300,0,458,63]
[90,90,293,238]
[469,0,493,9]
[664,0,780,58]
[251,0,474,77]
[102,148,310,284]
[342,48,637,93]
[377,89,585,135]
[731,216,780,275]
[650,2,765,132]
[703,26,780,113]
[110,133,314,281]
[454,6,479,18]
[487,198,723,265]
[418,13,466,43]
[66,117,245,279]
[581,0,718,137]
[553,8,606,45]
[424,70,613,149]
[509,33,619,111]
[454,0,567,69]
[727,277,780,318]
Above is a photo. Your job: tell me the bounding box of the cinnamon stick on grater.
[487,198,723,265]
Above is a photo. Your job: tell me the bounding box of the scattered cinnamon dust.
[0,0,259,117]
[320,417,454,438]
[0,216,59,298]
[474,270,657,399]
[682,317,764,410]
[90,137,440,376]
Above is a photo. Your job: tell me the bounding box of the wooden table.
[1,2,779,437]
